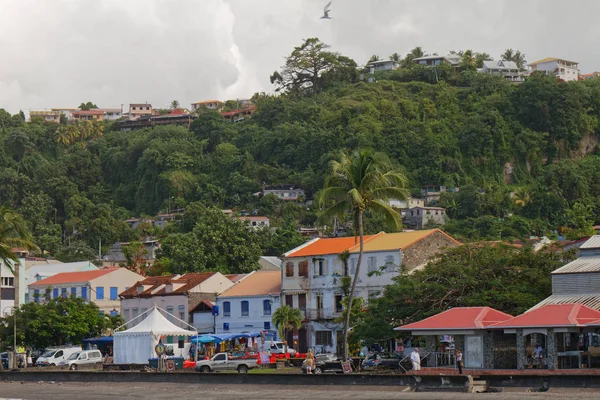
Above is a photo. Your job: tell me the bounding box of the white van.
[268,341,297,356]
[36,346,82,366]
[59,349,103,370]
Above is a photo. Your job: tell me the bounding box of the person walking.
[456,349,463,375]
[306,349,315,374]
[534,345,544,369]
[410,348,421,372]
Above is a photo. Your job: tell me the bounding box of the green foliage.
[272,305,303,348]
[55,240,98,263]
[78,102,98,111]
[354,244,575,344]
[0,296,111,350]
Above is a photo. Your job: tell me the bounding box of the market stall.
[113,306,197,364]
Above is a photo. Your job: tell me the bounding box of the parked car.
[361,352,402,370]
[268,341,297,356]
[59,349,103,370]
[35,346,82,366]
[195,352,258,374]
[301,353,344,374]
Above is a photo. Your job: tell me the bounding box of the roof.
[154,273,218,296]
[130,103,152,107]
[285,234,380,258]
[483,60,519,70]
[580,236,600,250]
[260,256,281,268]
[530,294,600,312]
[191,100,223,105]
[119,275,175,298]
[551,255,600,274]
[218,271,280,297]
[410,206,446,211]
[491,304,600,328]
[350,229,460,253]
[237,216,269,221]
[225,274,247,282]
[395,307,513,331]
[74,109,104,115]
[115,307,195,336]
[413,54,461,64]
[368,60,397,65]
[164,108,188,117]
[25,261,98,284]
[529,57,578,66]
[29,267,120,286]
[190,299,216,313]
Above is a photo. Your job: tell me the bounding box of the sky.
[0,0,598,114]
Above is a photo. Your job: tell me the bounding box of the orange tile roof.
[153,272,217,295]
[286,234,381,258]
[349,229,459,253]
[30,267,120,286]
[491,304,600,328]
[396,307,513,331]
[218,271,280,297]
[119,275,175,298]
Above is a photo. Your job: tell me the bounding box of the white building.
[25,260,98,303]
[389,196,425,211]
[281,230,460,354]
[481,60,523,82]
[190,299,216,333]
[0,260,25,317]
[413,54,461,67]
[29,267,144,314]
[528,57,579,82]
[367,60,399,72]
[120,272,234,329]
[190,100,224,112]
[103,108,123,120]
[215,271,281,337]
[260,185,305,201]
[237,216,270,230]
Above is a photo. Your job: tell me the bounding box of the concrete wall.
[191,273,233,294]
[192,311,215,333]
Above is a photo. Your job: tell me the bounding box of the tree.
[272,305,303,353]
[389,53,401,62]
[122,241,150,276]
[401,47,425,67]
[368,54,380,63]
[170,100,180,110]
[501,49,514,62]
[78,102,98,111]
[318,149,408,361]
[270,38,354,95]
[513,187,531,208]
[55,241,97,263]
[0,207,38,320]
[501,49,527,70]
[354,244,574,344]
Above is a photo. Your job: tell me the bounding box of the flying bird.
[321,1,332,19]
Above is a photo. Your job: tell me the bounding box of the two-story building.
[29,110,60,123]
[236,216,270,230]
[215,271,280,337]
[0,259,25,317]
[281,229,460,354]
[24,261,98,303]
[528,57,579,82]
[103,108,123,120]
[259,185,305,201]
[119,272,234,328]
[72,109,105,121]
[421,185,459,205]
[28,267,144,315]
[191,100,224,112]
[413,54,461,67]
[405,206,447,229]
[128,103,153,120]
[367,60,399,72]
[481,60,523,82]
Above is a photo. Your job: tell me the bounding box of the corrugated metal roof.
[580,236,600,250]
[551,255,600,274]
[530,294,600,312]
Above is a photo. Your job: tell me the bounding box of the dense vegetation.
[0,39,599,273]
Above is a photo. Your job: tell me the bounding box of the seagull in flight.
[321,1,332,19]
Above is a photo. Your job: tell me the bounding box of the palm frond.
[370,199,402,231]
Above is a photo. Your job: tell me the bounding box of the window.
[214,353,226,361]
[315,330,333,346]
[263,299,272,316]
[110,287,118,300]
[264,321,271,330]
[34,289,40,303]
[123,309,130,322]
[81,287,87,300]
[316,295,323,311]
[367,257,377,273]
[335,295,343,313]
[166,306,174,322]
[1,277,14,287]
[285,262,294,277]
[223,301,231,317]
[71,287,77,297]
[384,255,395,273]
[141,308,147,317]
[53,288,59,299]
[132,106,136,110]
[241,301,249,317]
[314,259,326,276]
[222,322,229,331]
[285,295,293,307]
[178,305,185,321]
[350,258,358,275]
[95,287,104,300]
[298,261,308,277]
[132,307,139,320]
[298,293,306,312]
[146,107,150,110]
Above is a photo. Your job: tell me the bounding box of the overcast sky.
[1,0,598,114]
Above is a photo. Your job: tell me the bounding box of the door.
[78,352,89,365]
[212,353,229,371]
[464,336,483,368]
[53,350,64,365]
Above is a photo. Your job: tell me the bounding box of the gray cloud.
[1,0,599,114]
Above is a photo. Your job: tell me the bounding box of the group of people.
[409,348,464,375]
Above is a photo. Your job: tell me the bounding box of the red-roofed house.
[119,272,234,329]
[396,307,513,333]
[28,267,144,315]
[281,230,460,354]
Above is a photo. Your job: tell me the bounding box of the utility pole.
[98,238,102,259]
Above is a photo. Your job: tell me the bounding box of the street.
[2,382,600,400]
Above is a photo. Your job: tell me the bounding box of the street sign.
[155,343,166,356]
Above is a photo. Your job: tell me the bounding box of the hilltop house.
[28,267,144,315]
[258,185,305,201]
[413,54,461,67]
[128,103,153,120]
[215,271,280,337]
[405,206,447,229]
[119,272,234,328]
[191,100,224,112]
[280,229,460,353]
[481,60,523,82]
[367,60,399,72]
[528,57,579,82]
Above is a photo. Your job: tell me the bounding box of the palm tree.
[501,48,514,62]
[513,188,531,208]
[389,52,401,62]
[170,100,180,110]
[55,125,75,145]
[513,50,527,70]
[0,207,38,339]
[272,305,303,354]
[401,47,425,68]
[367,55,380,64]
[318,149,408,361]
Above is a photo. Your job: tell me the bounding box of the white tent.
[114,307,196,364]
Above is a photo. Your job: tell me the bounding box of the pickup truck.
[195,353,258,374]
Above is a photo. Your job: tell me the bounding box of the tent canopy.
[115,307,196,337]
